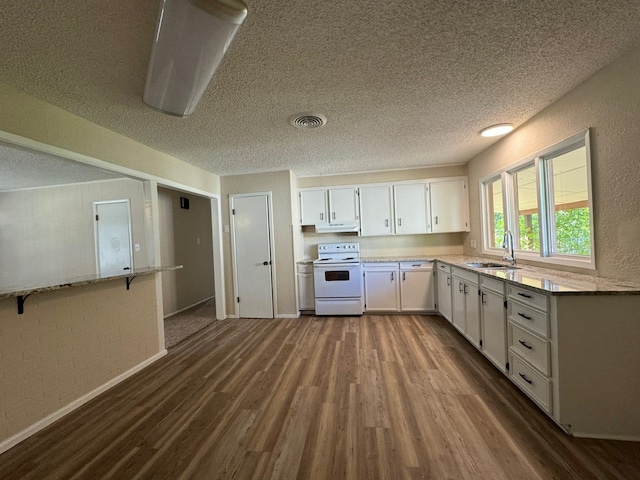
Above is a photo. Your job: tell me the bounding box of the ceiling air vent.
[290,113,327,130]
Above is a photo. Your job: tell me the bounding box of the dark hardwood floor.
[2,314,639,479]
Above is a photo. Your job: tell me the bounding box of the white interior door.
[94,200,133,277]
[231,194,274,318]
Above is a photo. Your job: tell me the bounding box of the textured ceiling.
[2,0,640,177]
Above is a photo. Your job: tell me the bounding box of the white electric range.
[313,242,363,316]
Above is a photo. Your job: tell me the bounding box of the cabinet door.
[394,183,429,234]
[451,276,466,334]
[481,289,507,372]
[465,284,481,348]
[359,186,394,236]
[364,268,399,311]
[297,273,315,310]
[430,179,470,233]
[300,190,327,225]
[437,271,452,322]
[400,269,435,311]
[328,188,359,223]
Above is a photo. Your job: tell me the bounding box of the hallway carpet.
[164,298,216,348]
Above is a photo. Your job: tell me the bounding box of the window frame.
[480,129,595,270]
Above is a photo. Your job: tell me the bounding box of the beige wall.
[0,178,147,288]
[158,188,215,315]
[466,45,640,283]
[221,171,297,317]
[0,83,221,451]
[0,274,160,448]
[297,165,467,188]
[297,166,469,261]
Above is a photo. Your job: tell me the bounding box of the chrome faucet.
[502,230,516,266]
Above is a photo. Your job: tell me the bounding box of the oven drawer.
[315,298,363,316]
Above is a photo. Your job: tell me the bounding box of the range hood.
[315,222,360,234]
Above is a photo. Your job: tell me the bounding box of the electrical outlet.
[470,239,477,249]
[135,243,141,252]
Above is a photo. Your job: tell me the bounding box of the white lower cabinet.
[363,263,400,312]
[364,262,435,313]
[480,276,507,373]
[451,267,480,348]
[507,284,552,413]
[296,263,315,311]
[436,262,452,322]
[399,262,435,311]
[436,261,640,439]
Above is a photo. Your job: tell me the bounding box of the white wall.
[465,45,640,282]
[0,178,146,288]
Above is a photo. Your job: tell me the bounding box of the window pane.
[550,146,591,255]
[514,165,539,252]
[486,178,504,248]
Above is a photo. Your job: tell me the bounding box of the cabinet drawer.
[509,353,552,413]
[508,301,549,338]
[508,322,550,375]
[508,285,548,312]
[400,261,433,270]
[480,275,504,295]
[451,267,478,284]
[437,262,451,273]
[363,262,398,271]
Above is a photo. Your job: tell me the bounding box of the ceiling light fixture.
[143,0,248,117]
[480,124,514,137]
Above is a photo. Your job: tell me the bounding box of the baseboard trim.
[276,313,300,319]
[571,431,640,442]
[0,349,167,455]
[164,296,215,319]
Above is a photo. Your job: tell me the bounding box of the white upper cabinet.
[299,189,328,225]
[328,188,359,223]
[393,183,430,234]
[359,185,394,236]
[298,176,470,234]
[430,179,470,233]
[300,187,359,225]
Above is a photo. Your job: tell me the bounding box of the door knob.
[263,261,269,266]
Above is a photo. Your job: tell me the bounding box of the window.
[481,130,594,269]
[485,177,504,249]
[513,164,539,253]
[545,146,591,256]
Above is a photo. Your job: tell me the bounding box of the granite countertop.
[432,255,640,296]
[0,265,183,299]
[361,256,434,263]
[296,259,315,265]
[304,253,640,295]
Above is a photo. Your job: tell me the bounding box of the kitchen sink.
[465,262,520,269]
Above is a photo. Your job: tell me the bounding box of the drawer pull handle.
[517,312,532,320]
[518,340,532,350]
[519,373,533,384]
[517,292,532,299]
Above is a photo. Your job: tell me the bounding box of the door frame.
[229,192,277,318]
[93,199,133,276]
